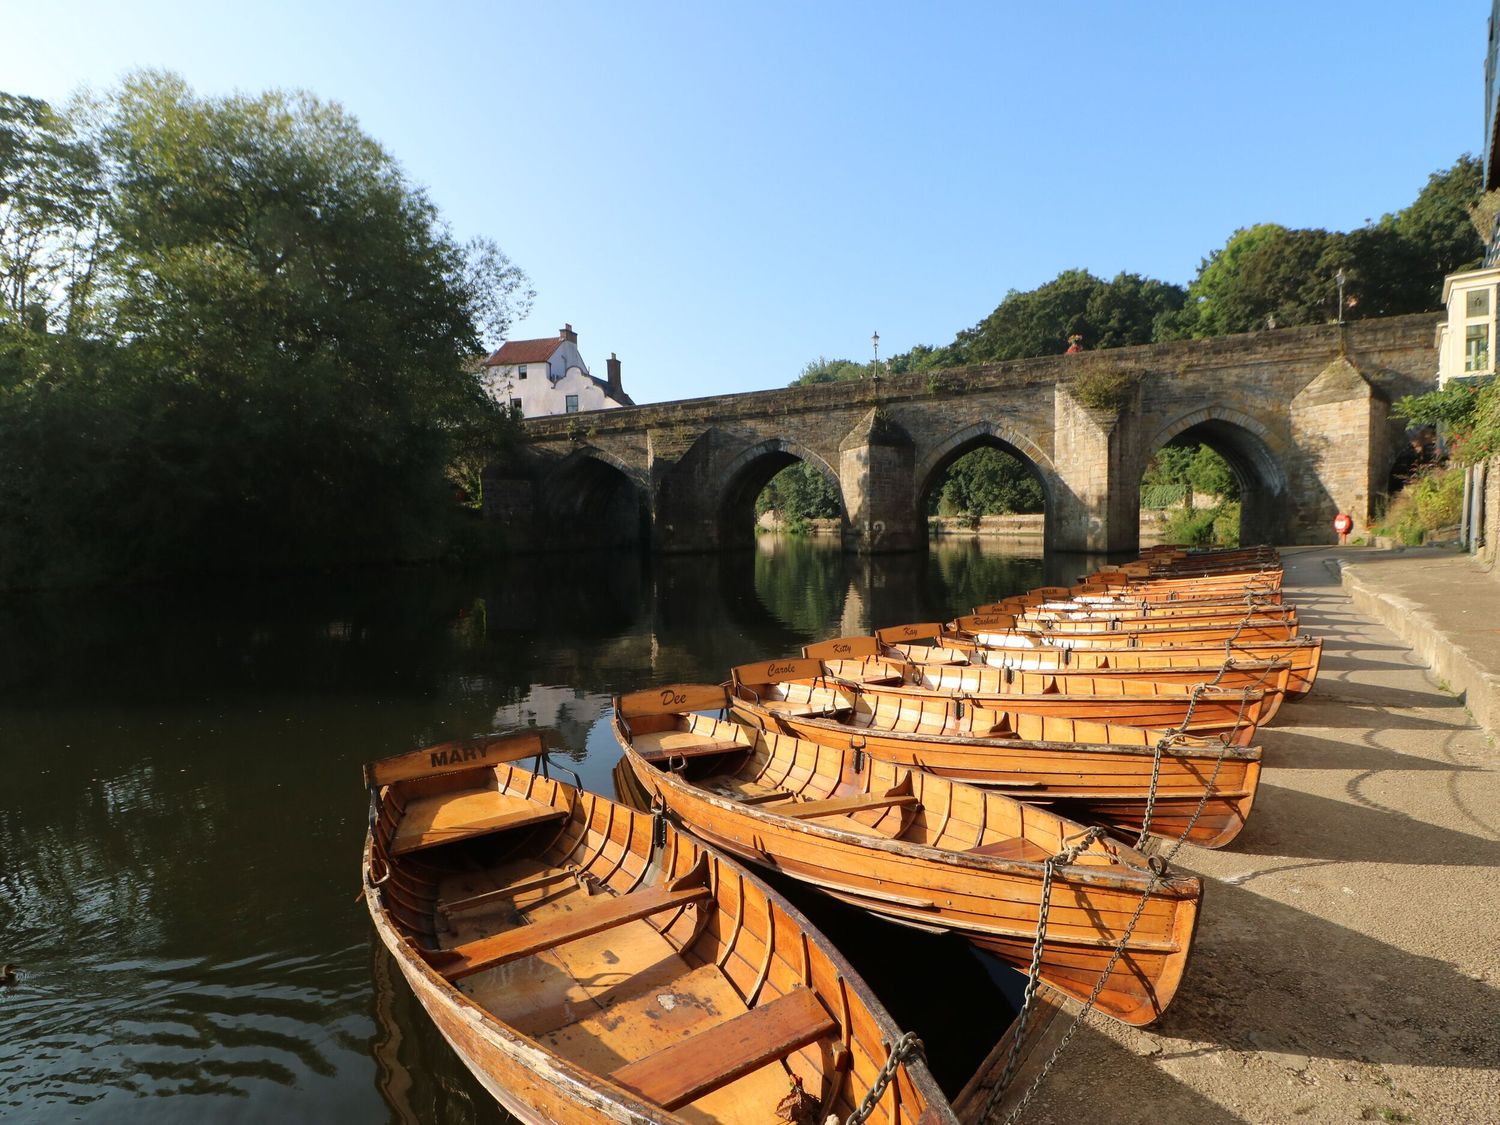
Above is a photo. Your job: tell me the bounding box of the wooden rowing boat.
[979,598,1297,626]
[728,676,1262,849]
[363,731,955,1125]
[612,687,1203,1027]
[735,656,1264,744]
[918,631,1323,700]
[948,612,1300,649]
[808,642,1290,726]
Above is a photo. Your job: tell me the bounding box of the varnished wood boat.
[729,672,1262,849]
[807,641,1290,726]
[363,731,955,1125]
[738,655,1264,744]
[947,612,1300,649]
[979,598,1296,626]
[613,687,1203,1027]
[915,630,1323,700]
[983,609,1298,640]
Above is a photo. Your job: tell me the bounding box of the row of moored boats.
[362,544,1314,1124]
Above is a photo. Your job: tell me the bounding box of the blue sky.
[4,1,1488,403]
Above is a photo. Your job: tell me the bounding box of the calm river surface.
[0,536,1114,1123]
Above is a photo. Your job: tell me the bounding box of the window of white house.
[565,394,579,413]
[1466,323,1490,372]
[510,398,523,412]
[518,365,528,380]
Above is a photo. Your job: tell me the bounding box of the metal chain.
[998,866,1164,1125]
[843,1031,925,1125]
[990,691,1242,1122]
[1134,734,1168,849]
[978,826,1107,1123]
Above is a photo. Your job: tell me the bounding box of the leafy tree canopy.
[947,269,1187,364]
[792,355,871,385]
[0,74,532,588]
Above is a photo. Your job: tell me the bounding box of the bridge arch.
[537,446,651,547]
[715,437,848,549]
[916,422,1060,545]
[1141,407,1290,545]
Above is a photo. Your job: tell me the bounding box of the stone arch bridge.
[489,314,1438,554]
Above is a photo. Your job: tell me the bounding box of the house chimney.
[559,323,577,344]
[607,352,623,399]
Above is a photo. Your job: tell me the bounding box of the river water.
[0,536,1112,1123]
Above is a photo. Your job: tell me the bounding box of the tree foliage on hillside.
[791,355,871,385]
[882,156,1482,368]
[947,269,1187,364]
[0,75,531,588]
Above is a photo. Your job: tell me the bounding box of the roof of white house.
[482,336,568,366]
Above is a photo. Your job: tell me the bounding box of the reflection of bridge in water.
[499,315,1437,554]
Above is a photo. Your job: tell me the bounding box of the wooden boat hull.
[364,744,954,1125]
[969,618,1299,649]
[959,637,1322,699]
[731,696,1262,848]
[614,705,1201,1028]
[827,659,1289,728]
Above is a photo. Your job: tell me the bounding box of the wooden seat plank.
[638,739,746,762]
[431,881,712,981]
[778,791,919,820]
[609,987,835,1111]
[390,788,567,855]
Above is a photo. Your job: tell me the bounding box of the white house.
[1436,266,1500,387]
[481,324,634,416]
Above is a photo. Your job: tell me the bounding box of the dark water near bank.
[0,537,1111,1122]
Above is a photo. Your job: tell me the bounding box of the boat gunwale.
[613,712,1198,898]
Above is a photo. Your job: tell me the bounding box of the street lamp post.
[1335,269,1346,326]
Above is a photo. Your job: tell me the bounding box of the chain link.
[843,1032,924,1125]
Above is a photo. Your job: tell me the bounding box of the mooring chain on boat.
[842,1031,925,1125]
[1134,734,1169,848]
[988,667,1250,1122]
[980,824,1115,1123]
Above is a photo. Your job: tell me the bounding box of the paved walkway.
[1008,546,1500,1125]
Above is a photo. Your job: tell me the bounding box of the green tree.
[756,462,840,527]
[951,269,1185,363]
[1160,158,1484,339]
[0,75,531,588]
[933,448,1043,516]
[792,355,869,385]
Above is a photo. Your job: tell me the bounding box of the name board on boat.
[874,623,944,645]
[802,636,880,660]
[616,683,728,719]
[954,613,1014,632]
[731,657,824,686]
[364,730,548,787]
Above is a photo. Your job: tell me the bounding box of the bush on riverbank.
[1374,465,1465,544]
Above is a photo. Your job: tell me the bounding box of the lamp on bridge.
[871,331,881,381]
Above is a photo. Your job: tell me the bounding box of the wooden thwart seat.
[609,987,835,1110]
[390,789,568,855]
[776,784,918,820]
[638,739,746,762]
[429,872,712,981]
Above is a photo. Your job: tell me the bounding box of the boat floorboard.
[539,961,799,1125]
